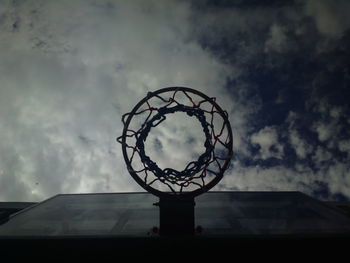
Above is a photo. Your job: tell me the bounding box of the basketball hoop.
[117,87,233,199]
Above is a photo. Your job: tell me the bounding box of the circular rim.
[120,87,233,198]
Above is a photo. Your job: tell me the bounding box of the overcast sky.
[0,0,350,202]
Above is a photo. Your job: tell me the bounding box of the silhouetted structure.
[1,88,349,256]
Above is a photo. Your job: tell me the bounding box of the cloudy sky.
[0,0,349,202]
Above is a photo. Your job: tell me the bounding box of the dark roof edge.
[0,202,37,209]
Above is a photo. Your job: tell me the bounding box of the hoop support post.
[158,197,195,236]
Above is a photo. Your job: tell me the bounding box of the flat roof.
[1,191,350,238]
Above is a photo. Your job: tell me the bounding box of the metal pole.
[158,197,195,236]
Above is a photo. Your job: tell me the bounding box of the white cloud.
[307,99,344,145]
[289,129,313,159]
[0,0,240,201]
[312,122,333,142]
[326,161,350,198]
[338,140,350,154]
[329,107,342,119]
[304,0,350,38]
[286,112,313,159]
[219,108,350,200]
[312,147,332,163]
[264,24,288,53]
[218,161,318,196]
[250,126,284,159]
[219,154,350,201]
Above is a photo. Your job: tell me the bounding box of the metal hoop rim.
[119,87,233,198]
